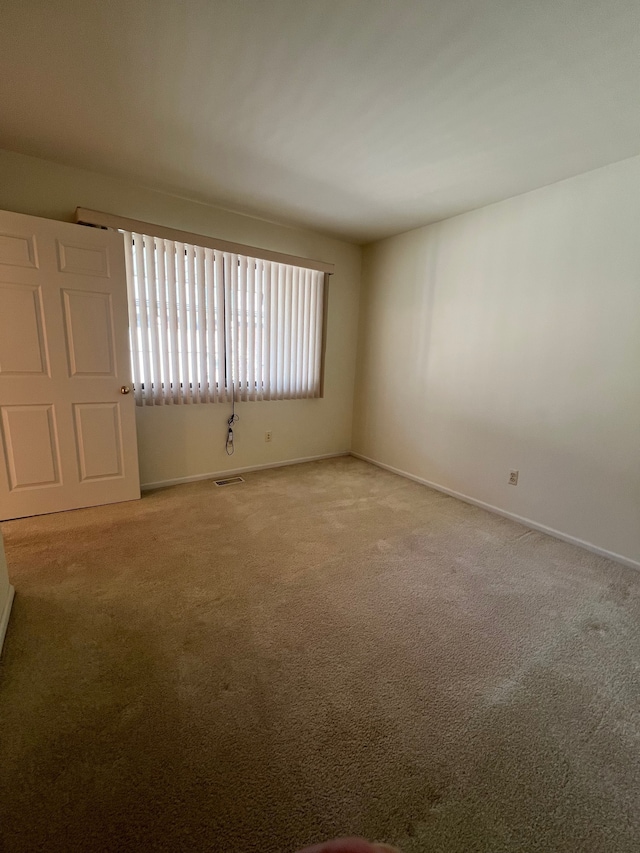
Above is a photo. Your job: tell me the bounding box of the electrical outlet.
[509,470,519,486]
[265,431,272,443]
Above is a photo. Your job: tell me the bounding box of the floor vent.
[214,476,245,487]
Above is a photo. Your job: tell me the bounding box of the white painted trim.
[74,208,335,274]
[0,585,15,657]
[351,453,640,571]
[141,451,350,491]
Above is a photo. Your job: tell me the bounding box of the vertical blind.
[123,232,325,405]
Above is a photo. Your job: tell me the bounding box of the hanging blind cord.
[226,383,239,455]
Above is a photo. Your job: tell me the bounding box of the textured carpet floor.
[0,457,639,853]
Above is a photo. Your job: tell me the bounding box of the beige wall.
[353,155,640,566]
[0,149,362,486]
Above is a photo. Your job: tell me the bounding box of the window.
[123,232,325,406]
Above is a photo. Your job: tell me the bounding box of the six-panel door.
[0,210,140,519]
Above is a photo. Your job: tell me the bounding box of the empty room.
[0,2,639,852]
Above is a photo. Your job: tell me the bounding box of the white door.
[0,209,140,519]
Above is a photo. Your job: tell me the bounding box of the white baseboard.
[141,451,350,491]
[0,585,15,657]
[350,452,640,572]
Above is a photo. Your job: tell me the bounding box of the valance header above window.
[75,208,335,274]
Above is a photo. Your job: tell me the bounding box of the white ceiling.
[2,0,640,243]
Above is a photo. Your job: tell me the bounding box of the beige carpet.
[1,457,639,853]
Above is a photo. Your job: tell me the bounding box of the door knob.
[120,385,131,395]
